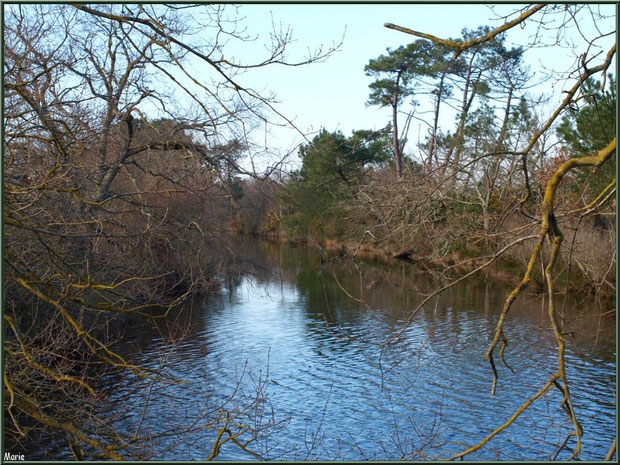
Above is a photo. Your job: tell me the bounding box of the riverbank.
[261,225,615,303]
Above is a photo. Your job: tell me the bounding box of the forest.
[3,3,616,461]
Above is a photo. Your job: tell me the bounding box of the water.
[46,241,620,460]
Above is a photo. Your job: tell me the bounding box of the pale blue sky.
[193,3,617,169]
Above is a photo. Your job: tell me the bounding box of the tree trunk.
[392,70,403,178]
[428,71,446,168]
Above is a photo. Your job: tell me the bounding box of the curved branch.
[385,4,545,58]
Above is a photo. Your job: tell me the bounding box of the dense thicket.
[3,4,335,459]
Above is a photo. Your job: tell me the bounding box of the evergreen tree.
[280,128,390,238]
[365,40,444,177]
[557,75,616,195]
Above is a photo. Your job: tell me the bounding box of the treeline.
[247,33,616,298]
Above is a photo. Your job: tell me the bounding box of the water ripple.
[98,245,615,461]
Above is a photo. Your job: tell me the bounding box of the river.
[40,239,618,460]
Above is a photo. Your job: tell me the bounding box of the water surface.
[100,241,617,460]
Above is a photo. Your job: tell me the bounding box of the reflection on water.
[60,240,620,459]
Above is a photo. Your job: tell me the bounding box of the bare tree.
[3,3,339,459]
